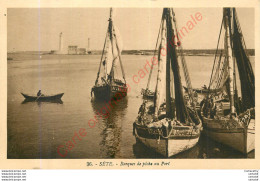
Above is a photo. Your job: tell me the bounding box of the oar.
[35,94,42,102]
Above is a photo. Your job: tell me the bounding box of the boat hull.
[21,93,64,101]
[92,83,127,100]
[134,123,201,157]
[202,115,255,154]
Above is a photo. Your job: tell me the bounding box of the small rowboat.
[21,93,64,101]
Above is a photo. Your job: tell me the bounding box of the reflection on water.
[7,54,255,158]
[91,97,128,158]
[21,99,63,105]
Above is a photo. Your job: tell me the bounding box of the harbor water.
[7,53,255,159]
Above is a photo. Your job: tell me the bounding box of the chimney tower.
[59,32,63,53]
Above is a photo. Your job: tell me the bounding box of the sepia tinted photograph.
[7,7,255,159]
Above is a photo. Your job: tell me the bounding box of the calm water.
[7,53,255,159]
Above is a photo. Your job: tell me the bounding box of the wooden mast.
[223,8,235,116]
[166,9,173,118]
[108,8,126,84]
[109,8,116,82]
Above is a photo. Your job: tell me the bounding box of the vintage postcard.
[0,0,259,169]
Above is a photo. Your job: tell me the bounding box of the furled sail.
[95,8,126,85]
[103,32,113,79]
[153,8,196,124]
[204,8,255,116]
[232,8,255,111]
[154,18,167,118]
[165,9,191,123]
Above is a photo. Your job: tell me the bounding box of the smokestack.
[59,32,63,52]
[88,38,90,50]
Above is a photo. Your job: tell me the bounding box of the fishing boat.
[183,86,222,94]
[141,88,155,100]
[200,8,255,154]
[133,8,202,157]
[92,8,127,101]
[140,20,159,101]
[21,93,64,101]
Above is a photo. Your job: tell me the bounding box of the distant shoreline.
[7,49,255,57]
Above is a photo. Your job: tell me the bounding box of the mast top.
[223,9,232,22]
[109,8,113,21]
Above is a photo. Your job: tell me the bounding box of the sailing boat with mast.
[200,8,255,154]
[92,8,127,100]
[141,65,155,99]
[133,8,202,157]
[141,33,158,100]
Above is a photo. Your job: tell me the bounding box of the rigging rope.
[208,18,224,90]
[112,24,127,84]
[145,16,163,92]
[171,9,197,112]
[95,31,108,85]
[210,50,222,89]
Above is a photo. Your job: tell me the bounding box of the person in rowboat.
[37,90,44,97]
[202,84,207,89]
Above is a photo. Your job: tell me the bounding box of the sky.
[7,8,255,52]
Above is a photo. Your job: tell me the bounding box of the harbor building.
[78,48,86,55]
[68,45,78,55]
